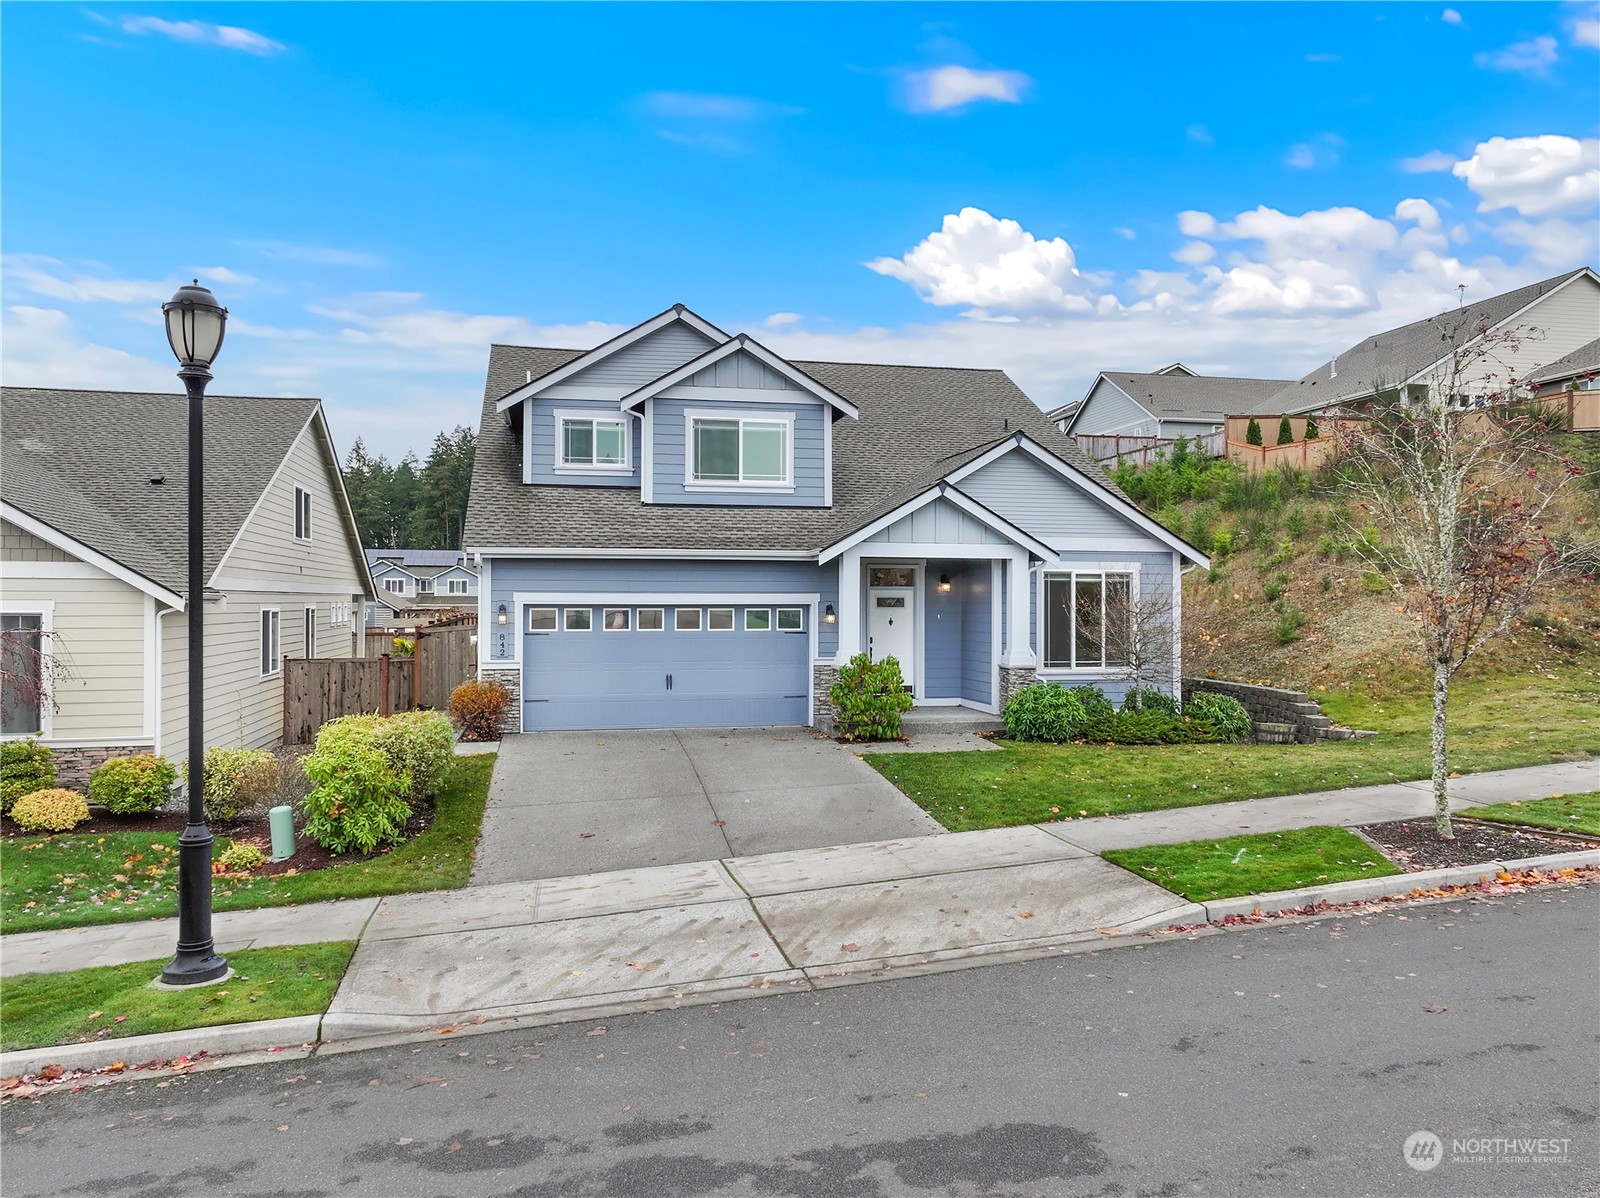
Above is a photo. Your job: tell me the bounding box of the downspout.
[154,604,181,759]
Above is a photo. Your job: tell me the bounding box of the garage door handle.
[666,672,672,691]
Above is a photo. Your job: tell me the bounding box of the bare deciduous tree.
[1102,579,1180,712]
[1333,319,1585,838]
[0,623,75,735]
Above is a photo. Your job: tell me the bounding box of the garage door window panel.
[708,608,735,631]
[637,608,665,631]
[777,607,804,632]
[603,608,631,632]
[744,609,771,631]
[528,608,557,632]
[565,607,593,632]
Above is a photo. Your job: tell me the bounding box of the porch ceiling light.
[823,603,836,624]
[938,573,951,593]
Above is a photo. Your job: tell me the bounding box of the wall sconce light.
[497,603,508,625]
[823,603,836,624]
[938,573,952,593]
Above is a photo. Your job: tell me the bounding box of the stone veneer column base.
[480,667,522,736]
[812,663,840,731]
[997,665,1039,713]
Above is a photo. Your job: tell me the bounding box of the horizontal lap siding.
[1073,380,1156,437]
[649,398,828,506]
[960,453,1139,543]
[2,573,147,740]
[487,558,839,659]
[526,397,641,487]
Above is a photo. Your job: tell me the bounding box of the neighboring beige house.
[1,387,376,788]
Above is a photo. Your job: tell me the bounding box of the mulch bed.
[1356,817,1595,872]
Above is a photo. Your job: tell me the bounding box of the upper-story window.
[383,577,405,594]
[446,578,469,595]
[557,412,630,472]
[418,578,434,594]
[689,412,791,488]
[293,486,312,540]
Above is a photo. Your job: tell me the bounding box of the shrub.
[1184,692,1252,741]
[1067,685,1114,720]
[1187,505,1219,554]
[1263,577,1286,603]
[88,753,176,815]
[390,636,415,658]
[1276,416,1295,445]
[315,711,455,803]
[1316,533,1338,559]
[1245,418,1263,447]
[829,653,914,741]
[215,842,267,873]
[1321,573,1333,592]
[186,747,282,822]
[301,736,412,855]
[1120,686,1180,715]
[1361,570,1388,595]
[1211,528,1234,559]
[11,787,90,833]
[1079,712,1215,745]
[1003,683,1088,742]
[1273,603,1306,645]
[1285,509,1306,539]
[1,740,56,816]
[449,680,509,742]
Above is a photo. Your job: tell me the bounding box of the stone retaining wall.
[1182,678,1353,744]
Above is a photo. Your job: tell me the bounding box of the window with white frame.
[418,578,434,594]
[304,606,316,658]
[690,415,790,486]
[446,578,468,595]
[674,608,702,631]
[293,486,312,541]
[260,608,281,677]
[1,612,45,736]
[707,608,735,631]
[565,607,593,632]
[559,413,629,470]
[744,608,771,631]
[528,608,557,632]
[637,608,664,631]
[777,607,804,632]
[383,577,405,594]
[1041,572,1132,669]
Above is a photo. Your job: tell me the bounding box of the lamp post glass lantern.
[160,281,230,987]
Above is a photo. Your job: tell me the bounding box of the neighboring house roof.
[1266,267,1598,408]
[464,347,1133,553]
[1153,362,1198,377]
[364,548,473,578]
[1529,336,1600,387]
[1,386,372,602]
[1067,372,1295,434]
[1044,399,1083,424]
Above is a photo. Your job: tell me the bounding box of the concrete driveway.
[470,728,943,885]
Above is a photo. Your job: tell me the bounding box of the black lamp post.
[160,281,230,987]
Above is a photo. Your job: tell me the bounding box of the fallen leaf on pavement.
[627,960,663,972]
[1422,1004,1448,1014]
[840,943,861,953]
[397,1137,413,1146]
[585,1028,606,1037]
[579,832,595,839]
[1017,910,1034,919]
[1096,928,1120,936]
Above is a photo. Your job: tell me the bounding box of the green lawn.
[1461,791,1600,837]
[1103,827,1402,901]
[0,942,354,1053]
[1,754,494,935]
[866,668,1598,833]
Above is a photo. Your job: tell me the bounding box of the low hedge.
[1079,712,1218,745]
[1003,683,1088,743]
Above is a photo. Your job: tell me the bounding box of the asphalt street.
[3,884,1596,1198]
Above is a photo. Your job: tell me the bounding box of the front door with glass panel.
[866,566,917,695]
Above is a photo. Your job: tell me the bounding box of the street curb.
[0,1015,321,1080]
[1200,865,1504,921]
[1494,848,1600,872]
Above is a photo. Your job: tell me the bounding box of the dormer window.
[688,411,792,489]
[557,412,630,473]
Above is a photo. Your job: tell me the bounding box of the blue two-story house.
[464,304,1208,733]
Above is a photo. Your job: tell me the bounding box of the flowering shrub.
[88,753,176,815]
[1,740,56,816]
[449,680,509,742]
[829,653,914,741]
[11,787,90,833]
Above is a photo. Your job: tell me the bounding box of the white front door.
[867,587,917,694]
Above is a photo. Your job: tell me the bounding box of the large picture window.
[1043,572,1132,669]
[559,415,628,469]
[690,416,789,486]
[1,613,43,736]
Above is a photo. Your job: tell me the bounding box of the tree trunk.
[1432,662,1453,839]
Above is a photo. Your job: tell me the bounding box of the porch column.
[834,548,864,659]
[1001,551,1034,667]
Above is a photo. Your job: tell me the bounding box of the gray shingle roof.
[2,386,321,597]
[1266,268,1595,409]
[463,346,1129,552]
[1091,372,1295,424]
[365,548,471,575]
[1529,336,1600,386]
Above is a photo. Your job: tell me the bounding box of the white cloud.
[1442,8,1463,25]
[1172,240,1215,265]
[903,65,1030,112]
[637,91,799,153]
[1493,216,1599,268]
[1394,198,1443,231]
[1401,149,1457,173]
[239,240,384,268]
[2,255,173,305]
[190,266,257,287]
[763,312,802,328]
[1186,124,1214,146]
[1,306,175,392]
[1475,34,1559,74]
[1568,3,1600,47]
[1113,227,1138,240]
[1452,134,1600,218]
[1178,210,1217,238]
[1284,134,1343,170]
[865,207,1100,315]
[1285,144,1317,169]
[117,15,284,55]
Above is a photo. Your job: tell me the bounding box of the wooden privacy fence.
[1533,387,1600,432]
[1074,428,1224,468]
[284,615,480,744]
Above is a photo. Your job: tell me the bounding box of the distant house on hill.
[364,548,479,629]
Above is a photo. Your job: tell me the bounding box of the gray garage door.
[522,604,810,731]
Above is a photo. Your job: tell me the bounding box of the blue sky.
[4,2,1597,459]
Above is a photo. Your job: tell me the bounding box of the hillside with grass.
[1104,434,1600,698]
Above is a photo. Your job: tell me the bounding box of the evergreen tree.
[1245,417,1263,446]
[1277,415,1295,445]
[342,426,478,550]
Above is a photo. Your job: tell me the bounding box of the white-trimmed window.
[557,412,630,472]
[565,607,593,632]
[446,578,469,596]
[1,610,47,737]
[674,608,702,631]
[688,411,792,487]
[528,607,557,632]
[1041,572,1132,669]
[603,608,631,632]
[418,577,434,594]
[293,486,312,541]
[304,605,317,658]
[638,608,665,631]
[383,577,405,594]
[777,607,804,632]
[744,608,771,631]
[707,608,735,631]
[260,608,282,677]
